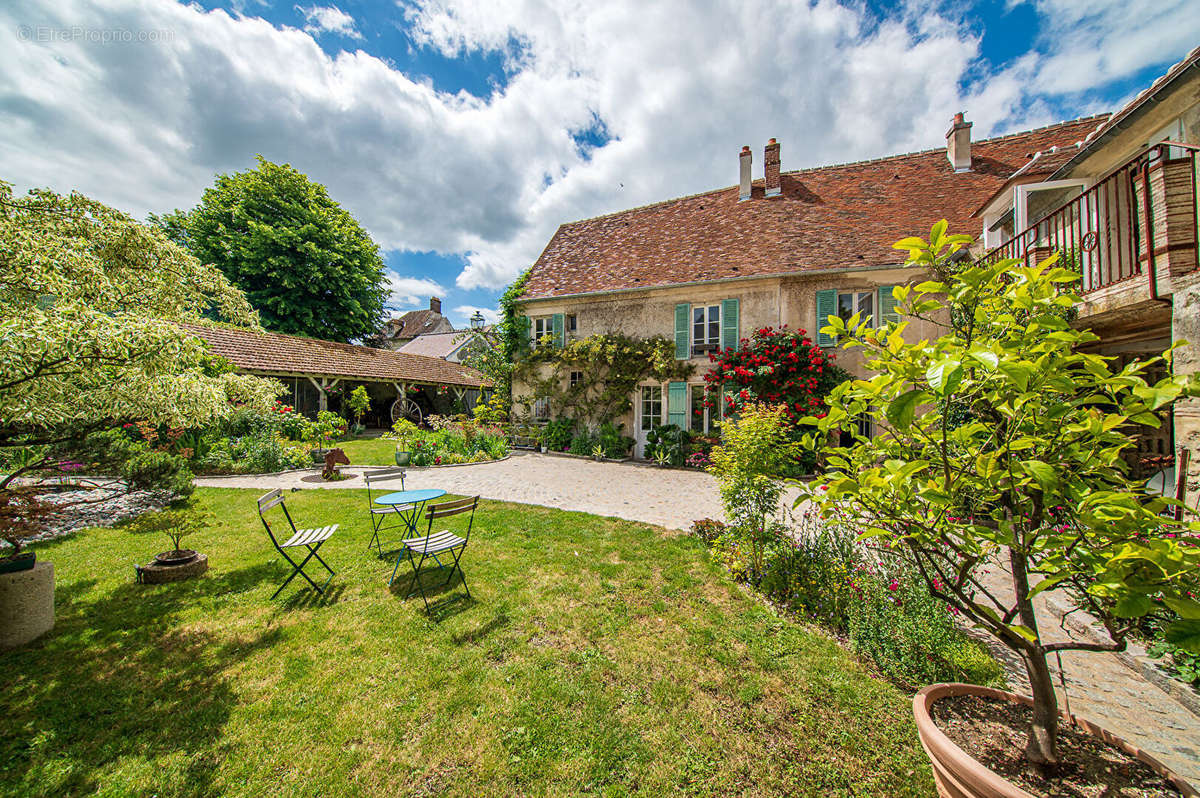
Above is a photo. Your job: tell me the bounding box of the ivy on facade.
[515,334,693,427]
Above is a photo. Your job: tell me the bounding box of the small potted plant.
[391,418,418,466]
[0,488,50,574]
[652,446,671,468]
[346,386,371,436]
[591,443,606,462]
[303,410,346,464]
[128,500,211,583]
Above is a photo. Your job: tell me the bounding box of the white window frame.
[568,371,583,388]
[639,385,663,432]
[691,303,722,354]
[1014,179,1089,232]
[836,290,876,328]
[532,396,550,420]
[566,313,577,332]
[531,316,552,349]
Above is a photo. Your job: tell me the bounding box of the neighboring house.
[371,297,455,349]
[976,45,1200,501]
[514,114,1106,457]
[398,327,495,364]
[184,323,490,426]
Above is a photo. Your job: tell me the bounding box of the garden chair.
[364,468,411,555]
[393,496,479,611]
[256,489,338,599]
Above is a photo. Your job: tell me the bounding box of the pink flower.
[887,579,899,592]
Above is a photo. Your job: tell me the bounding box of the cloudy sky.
[2,0,1197,325]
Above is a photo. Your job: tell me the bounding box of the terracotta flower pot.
[913,683,1197,798]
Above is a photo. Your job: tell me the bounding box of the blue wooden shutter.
[552,313,565,348]
[877,285,900,326]
[720,298,739,351]
[815,289,837,347]
[674,303,690,359]
[519,315,532,351]
[667,381,687,428]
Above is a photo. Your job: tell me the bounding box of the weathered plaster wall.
[1172,271,1200,509]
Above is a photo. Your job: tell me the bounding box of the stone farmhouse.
[513,45,1200,475]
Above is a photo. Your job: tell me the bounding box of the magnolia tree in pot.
[798,223,1200,775]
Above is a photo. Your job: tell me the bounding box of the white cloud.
[385,274,445,310]
[1,0,1195,297]
[297,5,362,39]
[451,305,500,326]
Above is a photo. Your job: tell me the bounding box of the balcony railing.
[978,142,1199,295]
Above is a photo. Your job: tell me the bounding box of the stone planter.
[0,551,36,574]
[0,560,54,650]
[913,682,1197,798]
[137,552,209,584]
[394,450,412,467]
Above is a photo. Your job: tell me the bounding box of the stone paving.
[196,452,1200,782]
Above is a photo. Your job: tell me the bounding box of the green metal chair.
[394,496,479,610]
[257,489,337,599]
[364,468,411,556]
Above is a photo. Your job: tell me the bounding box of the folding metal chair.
[394,496,479,610]
[364,468,411,556]
[256,489,338,599]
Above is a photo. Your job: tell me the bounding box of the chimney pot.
[430,297,442,314]
[764,138,781,197]
[946,113,973,172]
[738,145,753,201]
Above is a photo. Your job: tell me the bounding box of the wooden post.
[306,377,341,413]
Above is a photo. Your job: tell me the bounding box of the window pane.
[858,292,874,325]
[690,385,705,432]
[837,293,855,321]
[693,307,704,324]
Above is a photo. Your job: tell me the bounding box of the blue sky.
[2,0,1197,328]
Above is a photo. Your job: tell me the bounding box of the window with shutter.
[667,381,687,428]
[815,289,837,347]
[878,285,900,325]
[674,304,690,359]
[551,313,565,348]
[721,298,739,351]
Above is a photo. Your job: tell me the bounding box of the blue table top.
[375,488,446,506]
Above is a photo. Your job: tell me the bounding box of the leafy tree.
[799,222,1200,767]
[181,157,388,342]
[346,385,371,429]
[0,181,279,553]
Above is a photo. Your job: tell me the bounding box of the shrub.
[690,518,727,545]
[568,431,595,456]
[644,424,686,466]
[847,564,1001,687]
[596,422,633,459]
[542,418,575,451]
[759,510,859,626]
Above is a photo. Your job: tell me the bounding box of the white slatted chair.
[257,489,337,599]
[364,468,412,555]
[393,496,479,610]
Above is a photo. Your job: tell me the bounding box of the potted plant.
[591,443,606,462]
[128,500,211,583]
[303,410,347,464]
[391,418,419,466]
[0,488,50,574]
[801,224,1200,795]
[346,385,371,436]
[0,487,57,650]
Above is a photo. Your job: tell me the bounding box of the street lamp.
[470,311,485,329]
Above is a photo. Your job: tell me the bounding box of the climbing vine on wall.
[514,334,693,427]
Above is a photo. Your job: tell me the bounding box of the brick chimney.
[430,297,442,314]
[764,138,781,197]
[738,145,753,201]
[946,112,972,172]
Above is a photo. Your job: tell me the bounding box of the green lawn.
[1,489,933,797]
[334,436,399,465]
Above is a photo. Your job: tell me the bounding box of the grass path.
[1,488,933,797]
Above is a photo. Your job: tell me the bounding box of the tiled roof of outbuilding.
[522,115,1108,300]
[182,323,490,388]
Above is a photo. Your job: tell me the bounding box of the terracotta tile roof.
[1052,45,1200,178]
[181,323,490,388]
[381,309,453,341]
[397,331,468,359]
[971,142,1086,217]
[522,115,1108,300]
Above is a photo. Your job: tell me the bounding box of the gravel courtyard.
[194,451,726,531]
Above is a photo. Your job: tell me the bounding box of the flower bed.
[387,415,509,466]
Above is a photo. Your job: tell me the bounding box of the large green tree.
[179,157,388,342]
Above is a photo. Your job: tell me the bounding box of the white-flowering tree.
[0,181,280,551]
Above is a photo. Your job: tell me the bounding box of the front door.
[634,384,663,459]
